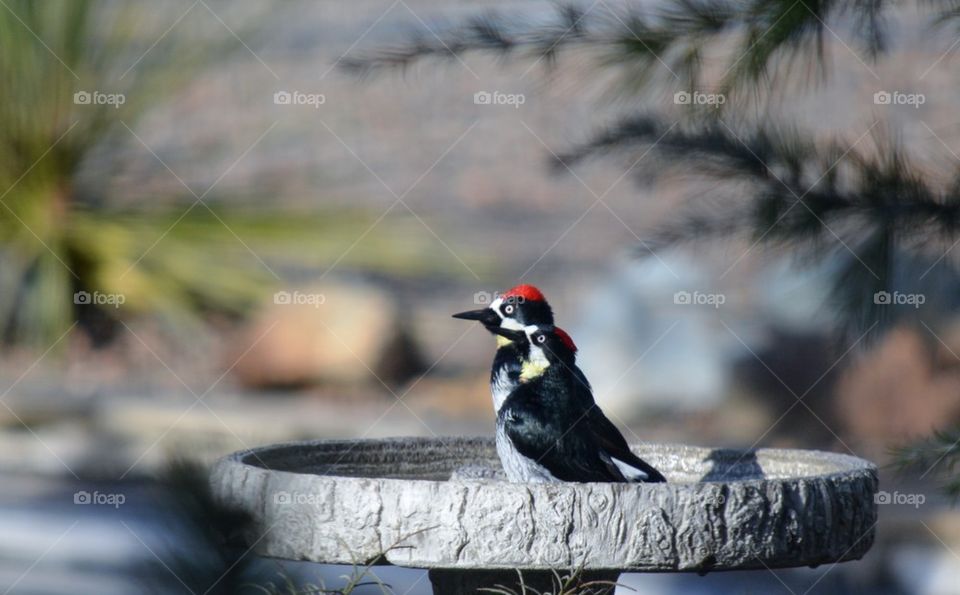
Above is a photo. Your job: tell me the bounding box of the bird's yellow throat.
[520,359,550,381]
[495,335,549,380]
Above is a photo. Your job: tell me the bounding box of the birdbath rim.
[227,435,873,485]
[210,435,878,575]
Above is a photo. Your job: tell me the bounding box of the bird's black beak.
[452,308,501,328]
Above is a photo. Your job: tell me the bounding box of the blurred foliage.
[346,0,960,344]
[895,429,960,500]
[350,0,960,491]
[1,0,238,346]
[343,0,960,102]
[553,117,960,344]
[478,566,622,595]
[132,459,256,593]
[251,528,442,595]
[1,0,470,348]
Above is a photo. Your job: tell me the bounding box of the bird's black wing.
[595,432,667,483]
[571,364,667,483]
[501,383,626,483]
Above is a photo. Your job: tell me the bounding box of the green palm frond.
[1,1,472,347]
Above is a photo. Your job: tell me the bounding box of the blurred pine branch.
[894,428,960,500]
[341,0,960,101]
[556,116,960,343]
[346,0,960,496]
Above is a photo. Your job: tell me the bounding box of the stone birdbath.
[210,436,877,594]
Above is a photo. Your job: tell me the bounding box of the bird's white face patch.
[491,296,504,317]
[519,325,550,381]
[491,296,524,330]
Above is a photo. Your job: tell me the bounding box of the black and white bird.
[452,284,554,412]
[452,285,664,482]
[491,323,667,483]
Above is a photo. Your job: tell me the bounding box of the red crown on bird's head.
[501,284,546,303]
[553,327,577,353]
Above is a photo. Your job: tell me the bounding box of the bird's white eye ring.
[504,305,515,314]
[537,334,546,343]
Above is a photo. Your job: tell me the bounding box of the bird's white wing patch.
[611,457,649,481]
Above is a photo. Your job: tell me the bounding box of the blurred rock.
[230,281,426,389]
[835,326,960,458]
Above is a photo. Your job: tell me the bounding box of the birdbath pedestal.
[210,437,877,594]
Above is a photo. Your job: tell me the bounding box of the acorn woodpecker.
[452,285,664,482]
[492,324,667,483]
[452,284,554,412]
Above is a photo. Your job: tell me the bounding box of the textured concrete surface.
[210,437,878,572]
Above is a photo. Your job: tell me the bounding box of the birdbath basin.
[210,437,877,593]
